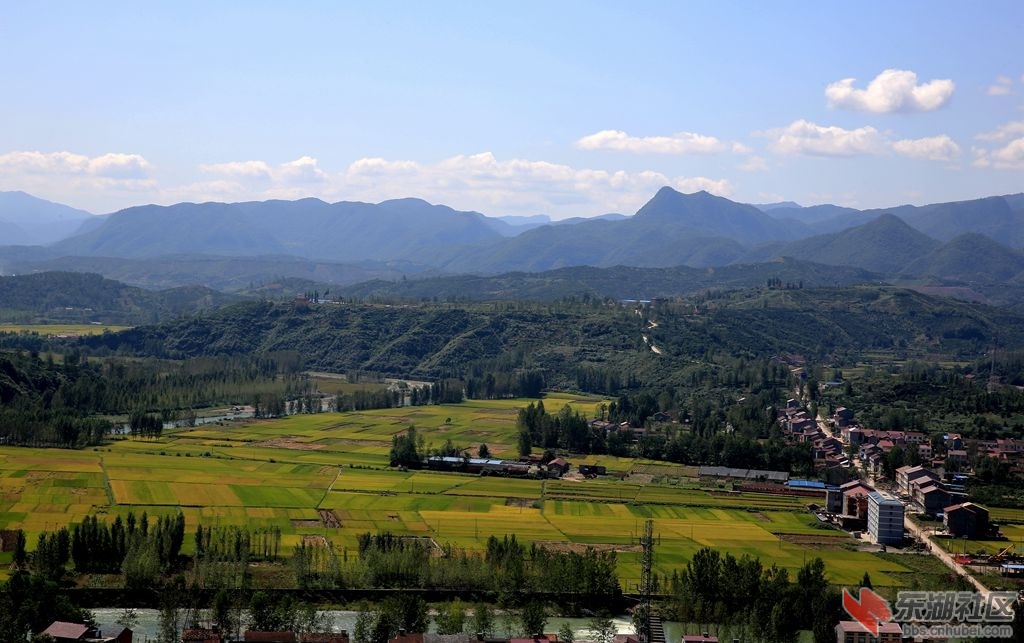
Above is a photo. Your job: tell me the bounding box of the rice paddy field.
[0,323,131,336]
[0,394,915,588]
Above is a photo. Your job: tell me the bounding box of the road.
[903,515,990,595]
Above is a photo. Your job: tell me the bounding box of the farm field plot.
[0,397,912,588]
[0,324,131,336]
[990,507,1024,524]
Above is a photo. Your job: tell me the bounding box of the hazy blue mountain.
[753,201,802,211]
[737,214,941,274]
[874,196,1024,246]
[552,213,629,225]
[900,233,1024,283]
[0,191,93,244]
[1002,193,1024,213]
[634,187,808,243]
[50,197,504,261]
[438,191,755,273]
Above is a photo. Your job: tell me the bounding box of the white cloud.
[575,129,731,154]
[892,135,960,162]
[977,137,1024,169]
[825,69,955,113]
[278,156,329,184]
[0,150,152,178]
[200,160,273,179]
[86,153,152,179]
[0,150,156,210]
[738,156,769,172]
[762,120,886,156]
[988,75,1014,96]
[976,120,1024,141]
[762,120,959,163]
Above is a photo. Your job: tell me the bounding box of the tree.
[519,602,547,637]
[478,443,491,459]
[859,572,873,589]
[390,426,423,468]
[558,622,575,643]
[435,599,467,635]
[470,603,495,639]
[588,615,615,643]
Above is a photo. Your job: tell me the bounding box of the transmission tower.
[638,518,654,643]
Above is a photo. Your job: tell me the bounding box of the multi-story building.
[867,491,904,545]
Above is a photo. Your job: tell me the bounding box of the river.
[87,609,640,642]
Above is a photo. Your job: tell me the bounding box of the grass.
[0,395,914,587]
[0,324,131,336]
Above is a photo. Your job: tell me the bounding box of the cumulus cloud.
[278,156,329,184]
[0,150,152,178]
[575,129,732,154]
[976,120,1024,141]
[0,150,156,210]
[825,69,955,113]
[892,135,961,162]
[988,75,1014,96]
[974,138,1024,169]
[762,120,886,156]
[762,120,960,163]
[199,160,273,179]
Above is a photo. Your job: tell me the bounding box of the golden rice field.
[0,323,131,336]
[0,394,915,587]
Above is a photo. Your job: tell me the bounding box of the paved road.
[903,516,990,595]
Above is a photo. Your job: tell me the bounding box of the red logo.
[843,587,893,636]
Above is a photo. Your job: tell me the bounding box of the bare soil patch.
[303,535,328,547]
[505,497,533,508]
[318,508,342,528]
[252,436,324,450]
[777,533,847,548]
[291,519,321,528]
[534,541,643,554]
[331,437,390,448]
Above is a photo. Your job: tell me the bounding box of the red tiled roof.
[42,622,91,640]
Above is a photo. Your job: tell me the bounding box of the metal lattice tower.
[638,518,654,643]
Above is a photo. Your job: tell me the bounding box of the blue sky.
[1,1,1023,217]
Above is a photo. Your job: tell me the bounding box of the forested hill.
[82,286,1024,389]
[335,258,880,301]
[0,272,240,324]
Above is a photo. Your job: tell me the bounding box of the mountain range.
[2,187,1024,298]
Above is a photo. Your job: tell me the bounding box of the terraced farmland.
[0,394,913,587]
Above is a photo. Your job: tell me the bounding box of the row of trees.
[665,548,842,643]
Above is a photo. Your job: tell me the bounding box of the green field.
[0,323,131,336]
[0,394,914,587]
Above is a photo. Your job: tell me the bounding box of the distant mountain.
[753,201,802,211]
[875,196,1024,246]
[634,187,807,243]
[0,191,93,244]
[5,187,1024,290]
[0,272,240,324]
[740,214,941,274]
[50,197,504,261]
[900,233,1024,282]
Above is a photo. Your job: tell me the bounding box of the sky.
[1,1,1023,218]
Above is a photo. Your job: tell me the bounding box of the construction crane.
[989,544,1014,563]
